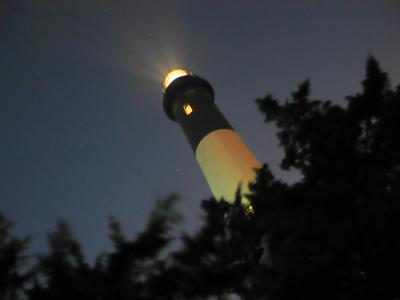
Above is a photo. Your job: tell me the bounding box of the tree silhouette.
[27,220,93,300]
[251,56,400,299]
[27,194,182,300]
[94,194,182,299]
[0,213,30,300]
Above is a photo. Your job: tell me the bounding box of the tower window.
[183,103,193,115]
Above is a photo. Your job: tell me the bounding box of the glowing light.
[244,203,254,215]
[163,68,190,89]
[183,103,193,115]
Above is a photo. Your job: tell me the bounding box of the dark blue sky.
[1,0,399,260]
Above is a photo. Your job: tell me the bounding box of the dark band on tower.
[164,75,233,151]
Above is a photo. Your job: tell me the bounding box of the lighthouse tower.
[163,69,261,207]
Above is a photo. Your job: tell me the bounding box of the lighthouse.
[163,69,261,208]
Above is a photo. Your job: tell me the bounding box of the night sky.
[1,0,399,260]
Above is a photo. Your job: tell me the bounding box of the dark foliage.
[1,57,399,299]
[27,194,182,300]
[252,56,400,299]
[0,213,30,300]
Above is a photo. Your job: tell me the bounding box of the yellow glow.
[195,129,261,204]
[244,203,255,215]
[183,103,193,115]
[163,68,190,89]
